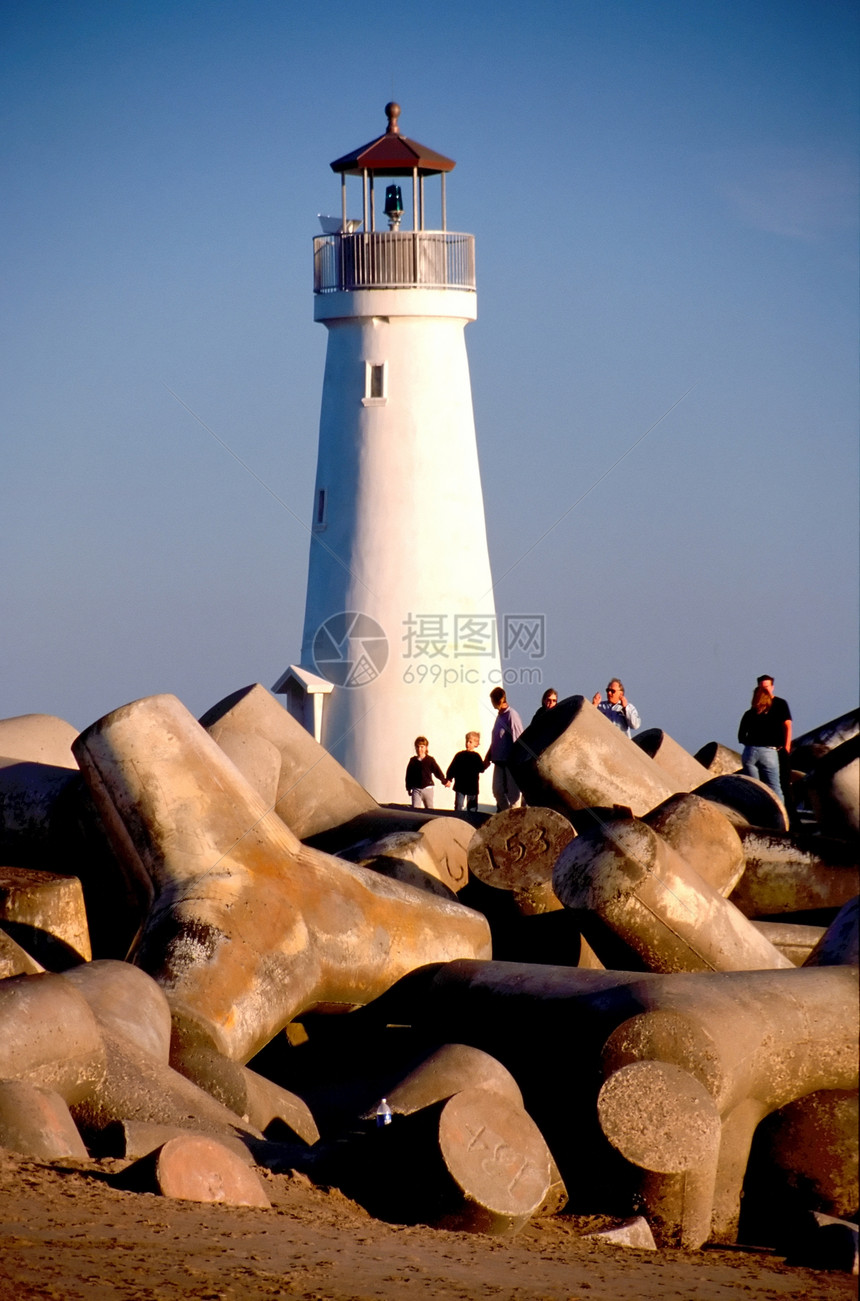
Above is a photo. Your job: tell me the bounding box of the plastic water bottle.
[376,1097,392,1127]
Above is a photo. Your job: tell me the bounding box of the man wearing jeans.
[738,675,792,804]
[485,687,524,811]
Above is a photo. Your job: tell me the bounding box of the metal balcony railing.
[314,231,476,293]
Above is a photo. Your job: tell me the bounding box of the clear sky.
[2,0,858,756]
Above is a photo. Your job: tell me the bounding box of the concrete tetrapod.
[552,818,793,974]
[750,919,825,965]
[349,1087,552,1234]
[0,925,43,977]
[633,730,712,792]
[791,707,860,773]
[467,806,576,915]
[642,794,745,897]
[0,865,91,969]
[73,693,491,1065]
[200,683,377,840]
[115,1133,271,1207]
[599,964,859,1243]
[373,959,858,1247]
[363,1043,525,1118]
[729,829,859,918]
[807,735,860,841]
[0,972,106,1104]
[0,714,79,768]
[356,1044,566,1222]
[0,1080,88,1160]
[740,1088,859,1239]
[693,774,788,832]
[352,816,474,897]
[509,696,676,820]
[693,742,742,776]
[596,1059,722,1248]
[803,896,859,967]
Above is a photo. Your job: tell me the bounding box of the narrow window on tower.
[362,361,388,406]
[314,487,327,530]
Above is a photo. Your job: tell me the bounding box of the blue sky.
[2,0,857,755]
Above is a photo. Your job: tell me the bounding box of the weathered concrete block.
[633,729,712,791]
[0,758,82,863]
[751,919,825,966]
[729,830,858,918]
[597,1059,721,1249]
[56,961,267,1148]
[693,742,743,776]
[0,866,91,969]
[69,1025,265,1147]
[0,1080,88,1160]
[643,793,745,897]
[364,1043,524,1118]
[115,1133,271,1207]
[509,696,676,819]
[791,708,860,774]
[808,736,860,841]
[0,924,43,977]
[584,1215,656,1249]
[0,714,79,768]
[102,1118,256,1165]
[742,1089,859,1240]
[553,818,793,974]
[168,1039,319,1144]
[599,966,858,1244]
[207,728,282,808]
[467,806,575,915]
[380,960,858,1248]
[200,683,377,840]
[694,774,789,832]
[359,1087,552,1234]
[62,959,172,1064]
[354,816,474,896]
[803,896,859,967]
[73,693,491,1064]
[0,972,106,1104]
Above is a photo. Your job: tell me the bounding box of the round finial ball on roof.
[385,102,401,133]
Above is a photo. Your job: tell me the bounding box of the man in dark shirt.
[738,675,792,804]
[405,736,450,809]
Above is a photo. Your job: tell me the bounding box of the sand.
[0,1150,854,1301]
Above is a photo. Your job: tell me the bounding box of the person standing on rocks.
[738,674,792,805]
[485,687,524,811]
[405,736,451,809]
[592,679,641,738]
[530,687,559,726]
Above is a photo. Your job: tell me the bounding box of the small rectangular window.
[362,361,388,406]
[315,488,326,528]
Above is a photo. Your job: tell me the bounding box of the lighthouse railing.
[314,232,475,293]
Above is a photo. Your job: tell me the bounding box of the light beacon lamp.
[384,184,403,230]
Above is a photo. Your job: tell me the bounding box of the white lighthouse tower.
[275,103,501,803]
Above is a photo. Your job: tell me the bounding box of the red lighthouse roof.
[330,103,455,177]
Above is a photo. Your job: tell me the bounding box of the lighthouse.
[275,103,501,803]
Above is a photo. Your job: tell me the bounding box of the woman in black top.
[738,684,790,804]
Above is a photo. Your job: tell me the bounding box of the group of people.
[404,686,524,813]
[406,671,794,814]
[405,676,642,813]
